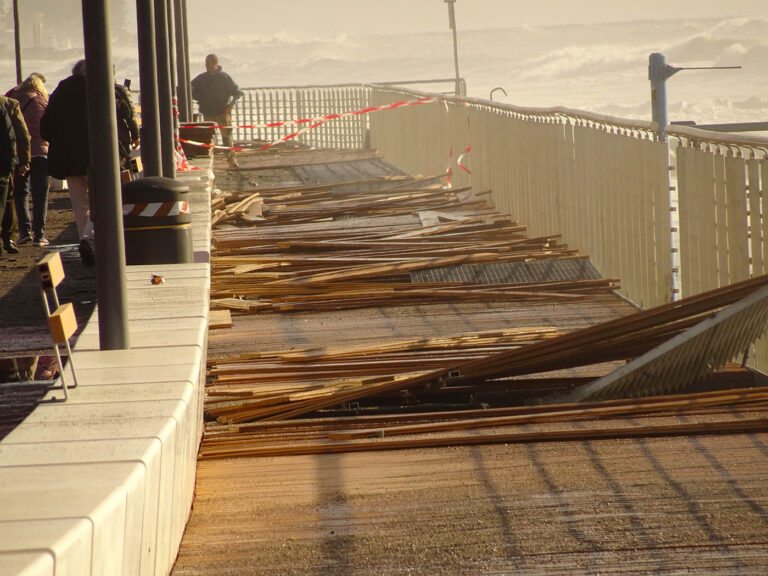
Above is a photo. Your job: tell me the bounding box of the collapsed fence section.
[368,87,673,309]
[667,125,768,370]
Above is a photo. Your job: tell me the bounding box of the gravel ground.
[0,184,97,359]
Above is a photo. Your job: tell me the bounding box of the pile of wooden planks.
[207,326,564,424]
[210,182,618,313]
[205,169,768,458]
[207,275,768,427]
[199,386,768,459]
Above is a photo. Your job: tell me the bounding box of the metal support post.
[166,0,180,162]
[181,0,193,121]
[649,52,741,137]
[166,0,178,116]
[81,0,130,350]
[12,0,22,85]
[154,0,176,178]
[136,0,162,176]
[174,0,190,122]
[649,53,675,136]
[444,0,463,97]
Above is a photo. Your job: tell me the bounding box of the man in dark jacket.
[40,59,93,264]
[41,59,138,265]
[191,54,243,168]
[0,94,31,258]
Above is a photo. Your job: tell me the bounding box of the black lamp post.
[12,0,22,85]
[81,0,130,350]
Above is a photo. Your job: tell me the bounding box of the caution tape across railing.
[179,96,436,152]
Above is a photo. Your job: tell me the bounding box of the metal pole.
[650,53,742,136]
[154,0,176,177]
[173,0,190,122]
[180,0,193,121]
[166,0,178,114]
[649,52,671,136]
[12,0,22,85]
[81,0,130,350]
[136,0,162,176]
[444,0,462,97]
[165,0,180,161]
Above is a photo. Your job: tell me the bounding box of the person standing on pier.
[41,60,139,266]
[114,79,140,172]
[40,60,94,265]
[7,73,51,247]
[191,54,243,168]
[0,94,31,258]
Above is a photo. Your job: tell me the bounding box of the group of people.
[0,60,139,265]
[0,73,44,256]
[0,53,242,264]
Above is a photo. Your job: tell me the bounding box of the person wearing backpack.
[0,94,31,258]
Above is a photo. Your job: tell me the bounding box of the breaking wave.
[2,17,765,125]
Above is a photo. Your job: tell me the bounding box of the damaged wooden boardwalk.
[172,149,768,575]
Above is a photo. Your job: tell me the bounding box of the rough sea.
[3,17,766,126]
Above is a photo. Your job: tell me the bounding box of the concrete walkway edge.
[0,164,213,576]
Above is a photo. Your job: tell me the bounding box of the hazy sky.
[187,0,767,38]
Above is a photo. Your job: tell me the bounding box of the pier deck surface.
[172,149,768,575]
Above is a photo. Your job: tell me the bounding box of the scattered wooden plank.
[208,310,233,330]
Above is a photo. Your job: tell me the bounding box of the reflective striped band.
[124,223,191,231]
[123,200,189,217]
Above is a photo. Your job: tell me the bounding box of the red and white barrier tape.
[445,107,472,187]
[178,138,246,152]
[203,96,435,132]
[175,138,201,171]
[180,96,436,152]
[456,142,471,174]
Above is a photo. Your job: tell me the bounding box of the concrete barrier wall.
[0,166,213,576]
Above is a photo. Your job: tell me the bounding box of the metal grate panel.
[411,258,602,285]
[559,284,768,402]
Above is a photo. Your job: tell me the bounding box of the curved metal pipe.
[489,86,507,101]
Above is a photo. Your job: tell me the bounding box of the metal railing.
[191,78,463,149]
[367,86,673,309]
[666,125,768,370]
[229,84,369,148]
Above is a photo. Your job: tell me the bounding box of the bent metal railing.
[666,125,768,370]
[367,86,673,309]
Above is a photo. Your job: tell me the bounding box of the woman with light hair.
[7,72,51,246]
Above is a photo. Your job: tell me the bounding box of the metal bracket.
[38,252,79,402]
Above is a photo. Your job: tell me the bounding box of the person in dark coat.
[114,81,139,171]
[0,94,30,258]
[191,54,243,168]
[7,73,50,246]
[40,60,93,263]
[41,59,139,265]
